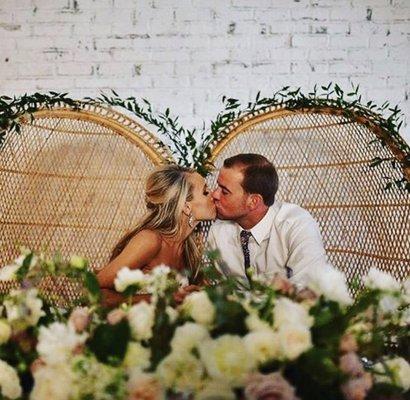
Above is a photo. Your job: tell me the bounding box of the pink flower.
[296,288,318,302]
[30,358,46,374]
[341,373,373,400]
[271,275,295,295]
[244,372,300,400]
[339,353,364,377]
[339,333,358,353]
[107,308,127,325]
[127,372,164,400]
[68,307,91,333]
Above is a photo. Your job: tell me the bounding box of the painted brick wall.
[1,0,409,142]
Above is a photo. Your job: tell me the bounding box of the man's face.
[212,166,249,220]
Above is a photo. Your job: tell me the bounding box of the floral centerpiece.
[0,249,409,400]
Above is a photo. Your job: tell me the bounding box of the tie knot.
[240,230,252,242]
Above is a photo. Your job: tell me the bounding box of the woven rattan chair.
[0,103,172,277]
[207,106,410,287]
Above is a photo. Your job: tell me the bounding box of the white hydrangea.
[306,265,353,306]
[243,330,280,365]
[128,301,155,341]
[37,322,88,365]
[363,267,401,292]
[157,351,204,392]
[4,288,45,331]
[31,363,75,400]
[0,360,22,400]
[273,297,314,329]
[114,267,148,292]
[276,324,312,361]
[171,322,210,353]
[182,291,215,326]
[0,319,11,345]
[123,341,151,371]
[149,264,172,294]
[374,357,410,391]
[199,335,256,387]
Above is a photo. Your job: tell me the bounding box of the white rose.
[243,331,280,365]
[363,268,401,292]
[273,297,313,329]
[199,335,256,387]
[0,319,11,344]
[114,267,148,292]
[0,360,22,399]
[123,341,151,371]
[306,265,353,306]
[182,291,215,326]
[374,357,410,391]
[37,322,88,365]
[157,351,204,392]
[276,324,312,361]
[195,380,236,400]
[31,363,74,400]
[128,301,155,341]
[245,312,272,332]
[0,264,20,281]
[171,322,210,353]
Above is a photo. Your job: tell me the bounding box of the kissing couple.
[97,153,328,306]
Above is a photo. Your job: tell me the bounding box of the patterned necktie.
[240,230,252,272]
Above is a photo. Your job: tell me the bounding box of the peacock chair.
[0,103,173,302]
[207,105,410,291]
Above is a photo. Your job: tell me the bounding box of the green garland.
[1,84,409,191]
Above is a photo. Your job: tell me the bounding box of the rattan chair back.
[208,106,410,286]
[0,104,172,273]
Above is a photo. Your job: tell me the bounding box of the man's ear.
[247,194,263,211]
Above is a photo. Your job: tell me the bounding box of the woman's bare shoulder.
[127,229,162,253]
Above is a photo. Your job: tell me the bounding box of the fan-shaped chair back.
[208,107,409,285]
[0,104,172,271]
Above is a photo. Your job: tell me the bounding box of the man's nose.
[212,188,220,200]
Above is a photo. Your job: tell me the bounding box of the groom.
[207,153,328,287]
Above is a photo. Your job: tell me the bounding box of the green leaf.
[88,320,131,365]
[84,271,101,303]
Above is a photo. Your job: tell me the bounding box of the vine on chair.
[1,84,409,191]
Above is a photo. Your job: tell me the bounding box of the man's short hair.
[223,153,279,206]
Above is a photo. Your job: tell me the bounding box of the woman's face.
[187,172,216,221]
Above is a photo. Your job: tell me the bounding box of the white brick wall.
[0,0,409,143]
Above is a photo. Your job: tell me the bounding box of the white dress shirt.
[206,200,328,288]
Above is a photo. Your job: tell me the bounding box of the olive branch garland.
[1,84,409,191]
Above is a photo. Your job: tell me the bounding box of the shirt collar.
[237,202,280,246]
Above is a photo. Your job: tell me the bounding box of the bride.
[97,164,216,306]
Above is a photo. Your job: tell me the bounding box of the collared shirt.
[206,201,328,287]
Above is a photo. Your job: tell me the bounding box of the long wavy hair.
[110,164,202,282]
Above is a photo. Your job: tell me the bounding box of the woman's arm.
[100,288,152,308]
[97,230,162,289]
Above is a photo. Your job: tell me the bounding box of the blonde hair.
[110,164,202,282]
